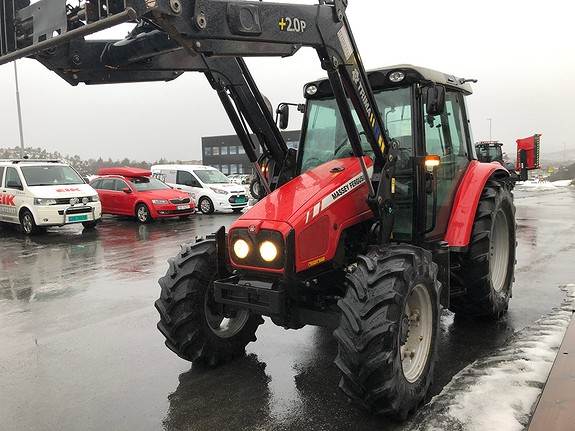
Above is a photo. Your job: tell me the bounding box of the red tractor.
[0,0,516,419]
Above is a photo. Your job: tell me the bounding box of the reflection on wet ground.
[1,188,575,431]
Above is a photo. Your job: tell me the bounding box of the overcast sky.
[0,0,573,161]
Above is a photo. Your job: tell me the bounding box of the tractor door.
[423,90,471,238]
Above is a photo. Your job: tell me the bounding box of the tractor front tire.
[155,238,263,366]
[334,245,440,419]
[450,178,516,318]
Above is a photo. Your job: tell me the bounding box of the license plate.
[235,196,246,203]
[67,214,88,222]
[177,204,190,210]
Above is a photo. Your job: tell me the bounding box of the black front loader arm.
[34,32,295,194]
[0,0,397,244]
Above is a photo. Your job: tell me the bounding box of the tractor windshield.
[300,87,413,172]
[300,86,414,239]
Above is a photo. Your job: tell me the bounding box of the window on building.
[212,147,220,156]
[229,146,238,155]
[221,165,230,175]
[238,147,245,155]
[221,146,228,155]
[204,146,212,156]
[230,164,238,174]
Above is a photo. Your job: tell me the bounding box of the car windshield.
[193,169,230,184]
[300,87,413,172]
[20,165,84,186]
[129,177,171,191]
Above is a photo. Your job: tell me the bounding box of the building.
[202,130,300,175]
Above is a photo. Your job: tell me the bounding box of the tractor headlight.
[233,239,250,260]
[229,228,286,269]
[259,241,278,262]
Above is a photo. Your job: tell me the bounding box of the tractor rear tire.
[334,245,440,419]
[155,238,263,366]
[450,179,516,318]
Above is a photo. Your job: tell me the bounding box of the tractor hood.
[238,157,371,227]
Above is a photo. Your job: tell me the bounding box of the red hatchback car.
[91,167,195,223]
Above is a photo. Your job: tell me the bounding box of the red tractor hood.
[238,157,371,227]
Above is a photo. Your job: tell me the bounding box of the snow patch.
[407,284,575,431]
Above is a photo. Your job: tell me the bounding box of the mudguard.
[444,160,510,249]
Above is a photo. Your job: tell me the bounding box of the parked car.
[0,159,102,234]
[91,167,194,223]
[151,165,248,214]
[228,174,251,185]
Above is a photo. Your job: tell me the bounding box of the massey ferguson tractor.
[0,0,516,419]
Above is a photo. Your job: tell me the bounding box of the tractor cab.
[475,141,504,163]
[296,65,475,241]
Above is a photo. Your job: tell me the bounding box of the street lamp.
[13,61,25,158]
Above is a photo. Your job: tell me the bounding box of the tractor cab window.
[300,86,414,239]
[300,87,413,172]
[424,90,470,237]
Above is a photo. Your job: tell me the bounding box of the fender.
[445,160,509,248]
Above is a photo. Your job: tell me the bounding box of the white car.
[0,159,102,234]
[151,164,249,214]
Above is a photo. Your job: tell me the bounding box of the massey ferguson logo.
[0,194,16,206]
[56,187,81,193]
[352,68,372,119]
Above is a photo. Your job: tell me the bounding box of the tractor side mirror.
[277,103,290,130]
[122,187,132,194]
[426,85,446,116]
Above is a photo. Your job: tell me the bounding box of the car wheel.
[199,197,215,215]
[136,203,152,223]
[20,209,39,235]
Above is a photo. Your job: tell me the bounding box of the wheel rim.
[137,206,148,222]
[401,284,433,384]
[490,209,510,292]
[22,214,33,233]
[204,286,249,338]
[200,199,211,213]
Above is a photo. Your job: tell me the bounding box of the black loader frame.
[0,0,399,244]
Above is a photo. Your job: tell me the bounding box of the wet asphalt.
[1,186,574,431]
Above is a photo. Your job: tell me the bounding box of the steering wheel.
[334,131,367,157]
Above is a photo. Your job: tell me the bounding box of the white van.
[0,159,102,234]
[151,165,248,214]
